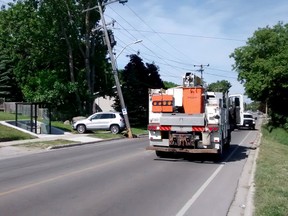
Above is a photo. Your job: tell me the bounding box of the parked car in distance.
[72,112,126,134]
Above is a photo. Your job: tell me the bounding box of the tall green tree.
[0,3,24,101]
[230,22,288,128]
[163,81,178,89]
[0,0,114,119]
[113,55,164,126]
[207,80,231,93]
[0,53,23,101]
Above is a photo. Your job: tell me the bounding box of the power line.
[125,4,201,64]
[107,5,195,67]
[116,37,238,80]
[113,27,246,42]
[106,5,239,83]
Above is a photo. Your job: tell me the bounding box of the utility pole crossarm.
[194,64,209,81]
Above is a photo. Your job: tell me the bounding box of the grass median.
[254,126,288,216]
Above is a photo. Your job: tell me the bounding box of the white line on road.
[176,132,251,216]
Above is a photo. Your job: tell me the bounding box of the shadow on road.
[153,143,251,164]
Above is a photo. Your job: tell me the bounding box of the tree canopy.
[230,22,288,128]
[0,0,114,119]
[207,80,231,93]
[113,54,164,126]
[163,81,178,89]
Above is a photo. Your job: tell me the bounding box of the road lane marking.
[176,132,251,216]
[0,151,144,197]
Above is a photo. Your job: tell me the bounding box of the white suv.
[72,112,126,134]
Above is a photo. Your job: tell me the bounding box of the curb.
[46,134,148,150]
[244,138,260,216]
[227,121,263,216]
[46,137,123,150]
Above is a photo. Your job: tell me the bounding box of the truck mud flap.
[146,146,219,154]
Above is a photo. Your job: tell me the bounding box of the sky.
[1,0,288,98]
[103,0,288,97]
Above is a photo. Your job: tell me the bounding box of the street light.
[96,0,135,138]
[115,40,142,60]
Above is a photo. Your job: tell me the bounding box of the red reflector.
[192,126,204,131]
[160,126,171,131]
[148,125,171,131]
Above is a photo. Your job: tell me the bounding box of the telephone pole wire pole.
[194,64,209,81]
[97,0,133,138]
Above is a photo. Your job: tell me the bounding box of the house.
[94,96,115,113]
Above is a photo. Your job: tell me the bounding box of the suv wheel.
[77,124,86,134]
[110,125,120,134]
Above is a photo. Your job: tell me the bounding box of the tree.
[0,53,23,101]
[230,22,288,128]
[207,80,231,93]
[113,55,164,126]
[163,81,178,89]
[0,4,24,102]
[0,0,114,119]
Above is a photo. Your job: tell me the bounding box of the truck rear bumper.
[146,146,219,154]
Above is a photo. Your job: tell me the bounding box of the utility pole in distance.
[194,64,209,83]
[97,0,133,138]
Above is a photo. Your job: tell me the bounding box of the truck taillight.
[148,124,160,130]
[207,125,219,132]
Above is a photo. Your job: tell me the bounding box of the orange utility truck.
[146,72,234,158]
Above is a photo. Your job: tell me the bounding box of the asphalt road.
[0,129,259,216]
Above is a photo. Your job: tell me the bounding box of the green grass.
[0,111,148,142]
[0,111,29,121]
[130,126,148,135]
[14,139,78,149]
[254,126,288,216]
[51,121,74,132]
[0,124,36,142]
[89,131,125,139]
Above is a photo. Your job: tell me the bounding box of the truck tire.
[213,153,223,163]
[155,151,171,158]
[224,130,231,149]
[77,124,86,134]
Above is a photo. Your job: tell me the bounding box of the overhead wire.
[125,4,202,64]
[106,4,239,82]
[113,28,246,42]
[108,7,241,91]
[107,5,187,73]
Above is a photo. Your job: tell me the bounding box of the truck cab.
[228,94,256,130]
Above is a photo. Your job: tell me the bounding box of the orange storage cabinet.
[152,94,173,113]
[183,88,204,114]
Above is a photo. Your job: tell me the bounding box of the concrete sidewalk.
[0,120,103,147]
[0,133,103,147]
[0,120,105,159]
[0,134,104,160]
